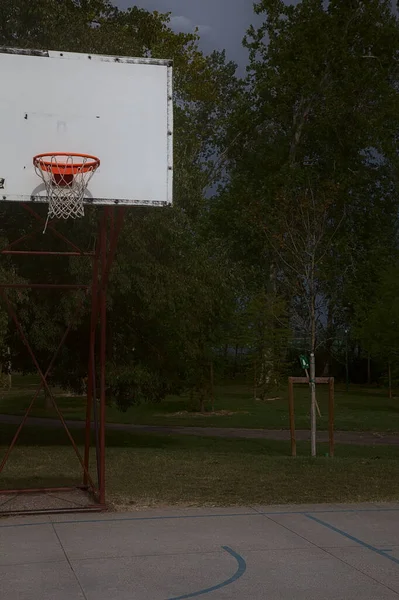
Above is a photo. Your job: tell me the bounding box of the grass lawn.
[1,424,399,508]
[0,374,398,432]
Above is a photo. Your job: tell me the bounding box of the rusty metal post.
[84,207,124,503]
[83,350,93,487]
[0,204,124,512]
[83,241,101,488]
[98,208,108,505]
[100,208,125,290]
[329,377,335,458]
[97,207,125,505]
[288,377,296,457]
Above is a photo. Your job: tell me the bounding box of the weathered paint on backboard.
[0,48,173,207]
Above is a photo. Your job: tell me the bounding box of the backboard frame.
[0,47,173,208]
[0,47,174,513]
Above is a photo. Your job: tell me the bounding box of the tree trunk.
[189,388,195,411]
[45,390,52,410]
[199,391,205,413]
[263,261,278,394]
[388,362,392,400]
[198,373,206,413]
[367,352,371,385]
[223,344,228,378]
[6,347,11,389]
[232,344,239,378]
[322,302,333,376]
[210,362,215,412]
[253,360,257,400]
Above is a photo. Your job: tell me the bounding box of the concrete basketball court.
[2,503,399,599]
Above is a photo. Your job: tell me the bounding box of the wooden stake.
[288,377,296,457]
[328,377,335,458]
[253,360,257,401]
[310,353,317,457]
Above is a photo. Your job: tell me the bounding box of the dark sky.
[115,0,265,69]
[115,1,397,69]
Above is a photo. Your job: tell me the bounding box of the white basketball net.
[34,154,100,229]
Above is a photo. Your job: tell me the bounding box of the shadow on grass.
[0,424,291,455]
[1,424,399,461]
[336,401,399,413]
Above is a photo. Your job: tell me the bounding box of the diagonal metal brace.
[0,290,96,491]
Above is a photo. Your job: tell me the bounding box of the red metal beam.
[0,486,85,495]
[1,250,95,256]
[84,212,104,487]
[99,209,108,505]
[0,206,125,513]
[22,203,85,254]
[0,222,49,252]
[1,505,106,516]
[0,291,96,491]
[0,293,88,475]
[100,208,125,293]
[0,283,89,289]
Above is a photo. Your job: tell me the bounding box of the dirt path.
[0,413,398,446]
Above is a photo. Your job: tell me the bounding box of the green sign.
[299,355,309,370]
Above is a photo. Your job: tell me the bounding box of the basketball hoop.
[33,153,100,231]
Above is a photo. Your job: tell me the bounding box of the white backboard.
[0,48,173,207]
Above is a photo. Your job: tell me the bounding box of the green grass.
[1,424,399,507]
[0,375,398,433]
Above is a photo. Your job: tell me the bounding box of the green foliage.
[3,0,399,404]
[0,1,240,405]
[104,208,235,403]
[213,0,399,373]
[358,263,399,364]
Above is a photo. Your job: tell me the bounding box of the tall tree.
[216,0,399,355]
[358,263,399,397]
[0,1,240,404]
[212,0,399,437]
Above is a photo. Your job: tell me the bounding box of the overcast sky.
[115,1,397,70]
[115,0,264,69]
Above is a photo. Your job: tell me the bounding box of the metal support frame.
[0,203,125,515]
[288,376,335,458]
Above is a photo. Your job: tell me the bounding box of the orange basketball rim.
[33,152,100,185]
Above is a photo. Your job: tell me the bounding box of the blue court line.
[305,514,399,566]
[166,546,246,600]
[2,507,399,529]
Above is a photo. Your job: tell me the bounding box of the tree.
[241,0,399,348]
[212,0,399,443]
[358,263,399,398]
[0,1,240,406]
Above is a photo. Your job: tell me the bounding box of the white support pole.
[310,352,317,457]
